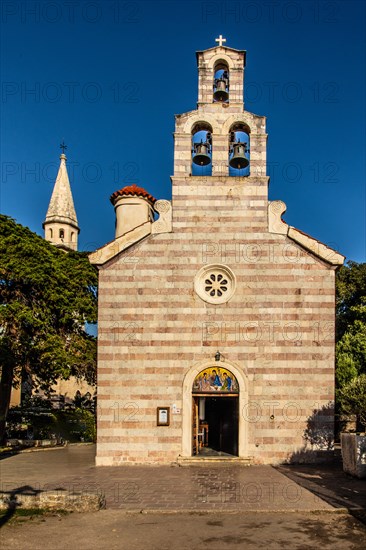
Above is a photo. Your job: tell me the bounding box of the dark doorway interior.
[204,397,238,456]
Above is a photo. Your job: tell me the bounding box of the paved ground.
[1,444,366,549]
[0,444,342,511]
[1,510,366,549]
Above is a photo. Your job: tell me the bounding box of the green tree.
[336,261,366,388]
[336,261,366,339]
[337,374,366,430]
[336,262,366,429]
[0,215,98,443]
[336,322,366,386]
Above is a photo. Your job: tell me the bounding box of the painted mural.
[192,367,239,393]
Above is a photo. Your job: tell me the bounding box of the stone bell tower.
[43,144,80,251]
[173,36,268,187]
[172,35,268,235]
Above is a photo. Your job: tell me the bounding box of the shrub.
[337,374,366,431]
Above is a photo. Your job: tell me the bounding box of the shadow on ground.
[277,462,366,525]
[0,449,20,461]
[0,485,43,528]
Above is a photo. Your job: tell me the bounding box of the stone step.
[176,456,253,466]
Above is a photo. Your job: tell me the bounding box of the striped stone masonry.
[91,42,344,466]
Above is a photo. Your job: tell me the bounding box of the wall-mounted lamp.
[215,351,221,362]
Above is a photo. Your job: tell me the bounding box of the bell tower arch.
[172,37,268,184]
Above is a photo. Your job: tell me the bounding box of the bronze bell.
[213,78,229,102]
[192,141,211,166]
[229,142,249,169]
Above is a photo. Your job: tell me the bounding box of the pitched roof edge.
[287,226,345,266]
[268,200,345,266]
[88,222,151,266]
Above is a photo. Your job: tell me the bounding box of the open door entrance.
[206,396,238,456]
[192,396,238,456]
[192,366,239,457]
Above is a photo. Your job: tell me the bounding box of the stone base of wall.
[95,449,335,467]
[0,491,105,512]
[96,451,178,466]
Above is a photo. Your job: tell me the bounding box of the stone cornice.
[268,200,345,266]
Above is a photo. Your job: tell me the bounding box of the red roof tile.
[110,184,156,204]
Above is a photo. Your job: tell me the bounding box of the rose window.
[204,273,228,297]
[194,264,236,304]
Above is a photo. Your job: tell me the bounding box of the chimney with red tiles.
[110,184,157,238]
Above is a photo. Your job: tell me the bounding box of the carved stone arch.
[222,114,257,135]
[228,121,251,135]
[181,359,248,457]
[191,121,213,135]
[207,53,235,71]
[213,58,230,73]
[183,114,221,134]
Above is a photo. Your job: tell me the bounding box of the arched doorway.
[181,360,248,459]
[192,367,239,456]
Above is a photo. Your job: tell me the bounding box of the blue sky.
[1,0,365,262]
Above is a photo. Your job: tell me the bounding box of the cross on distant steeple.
[215,35,226,47]
[60,141,67,154]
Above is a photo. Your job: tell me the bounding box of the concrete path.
[1,444,364,514]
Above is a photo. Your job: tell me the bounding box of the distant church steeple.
[43,143,80,251]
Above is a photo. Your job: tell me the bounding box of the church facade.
[90,40,344,465]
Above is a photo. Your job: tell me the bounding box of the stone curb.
[117,508,349,515]
[0,491,105,512]
[0,442,95,456]
[1,446,66,456]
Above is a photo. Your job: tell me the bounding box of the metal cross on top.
[60,141,67,154]
[215,35,226,47]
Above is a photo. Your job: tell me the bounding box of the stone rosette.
[194,264,236,304]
